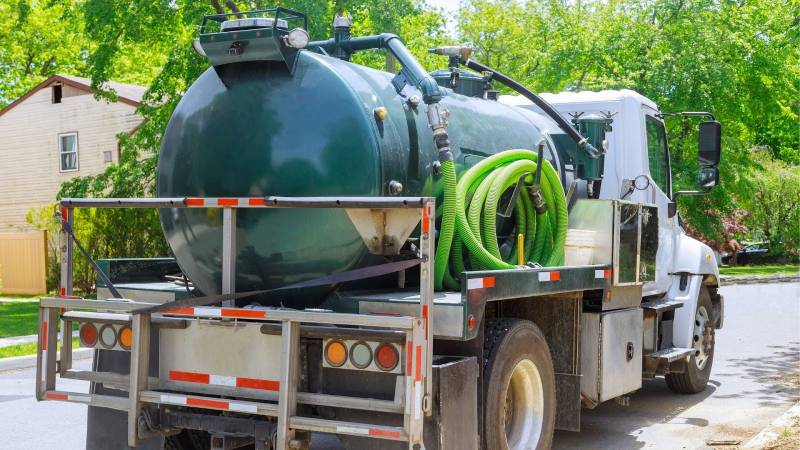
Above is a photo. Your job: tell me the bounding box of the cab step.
[643,347,695,378]
[641,298,683,312]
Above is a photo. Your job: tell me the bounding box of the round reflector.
[467,314,477,331]
[375,344,399,371]
[99,324,117,349]
[79,323,98,347]
[349,341,373,369]
[118,326,132,350]
[325,340,347,367]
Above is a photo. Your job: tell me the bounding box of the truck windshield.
[645,116,671,195]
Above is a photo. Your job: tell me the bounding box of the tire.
[666,286,715,394]
[483,319,556,450]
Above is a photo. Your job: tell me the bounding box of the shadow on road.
[554,378,717,449]
[713,341,800,407]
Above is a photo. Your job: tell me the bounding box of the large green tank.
[157,47,562,306]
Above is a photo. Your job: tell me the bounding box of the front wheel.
[666,286,715,394]
[483,319,556,450]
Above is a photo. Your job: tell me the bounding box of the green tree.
[739,149,800,258]
[0,0,88,106]
[458,0,799,251]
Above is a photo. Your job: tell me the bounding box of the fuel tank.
[157,50,561,306]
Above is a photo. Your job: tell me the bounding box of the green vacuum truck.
[36,8,725,450]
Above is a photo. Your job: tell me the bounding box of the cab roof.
[500,89,659,112]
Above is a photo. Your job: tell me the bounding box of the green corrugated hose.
[434,149,568,291]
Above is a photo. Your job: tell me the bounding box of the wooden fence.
[0,231,47,295]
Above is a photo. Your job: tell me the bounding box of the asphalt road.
[0,282,797,449]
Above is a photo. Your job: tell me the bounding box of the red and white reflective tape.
[595,269,612,279]
[169,370,280,391]
[58,287,80,299]
[421,202,433,234]
[538,271,561,282]
[41,319,48,351]
[159,393,258,414]
[335,425,402,439]
[466,276,495,290]
[185,197,267,208]
[161,307,268,320]
[45,391,91,403]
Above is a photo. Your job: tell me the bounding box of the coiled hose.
[434,149,568,291]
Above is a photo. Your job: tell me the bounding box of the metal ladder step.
[140,390,278,417]
[648,347,694,363]
[289,416,408,442]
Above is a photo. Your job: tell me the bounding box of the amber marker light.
[325,340,348,367]
[118,326,132,350]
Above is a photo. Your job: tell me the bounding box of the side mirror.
[697,166,719,188]
[698,121,721,166]
[668,166,720,218]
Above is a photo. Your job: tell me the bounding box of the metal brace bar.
[127,313,151,447]
[222,208,236,307]
[59,207,74,296]
[276,320,300,450]
[406,318,427,446]
[419,199,435,415]
[59,196,428,209]
[59,207,74,373]
[40,297,417,328]
[35,307,52,400]
[44,308,59,394]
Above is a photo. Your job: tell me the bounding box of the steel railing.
[38,195,435,450]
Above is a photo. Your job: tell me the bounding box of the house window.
[103,151,113,163]
[52,85,62,104]
[59,133,79,172]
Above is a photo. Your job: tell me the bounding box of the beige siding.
[0,84,142,231]
[0,231,47,294]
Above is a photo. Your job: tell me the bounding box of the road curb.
[0,348,93,372]
[741,402,800,449]
[721,274,800,285]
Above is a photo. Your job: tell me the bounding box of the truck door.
[641,110,677,295]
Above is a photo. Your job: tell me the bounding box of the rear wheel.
[666,286,715,394]
[484,319,555,450]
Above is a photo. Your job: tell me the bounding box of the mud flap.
[424,356,479,450]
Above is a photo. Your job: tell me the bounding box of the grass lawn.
[0,338,79,359]
[0,301,81,338]
[0,301,41,338]
[719,264,800,277]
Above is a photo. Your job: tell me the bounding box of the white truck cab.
[503,89,724,390]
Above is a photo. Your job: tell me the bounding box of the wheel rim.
[502,359,544,450]
[692,306,712,370]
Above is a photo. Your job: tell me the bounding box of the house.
[0,75,145,230]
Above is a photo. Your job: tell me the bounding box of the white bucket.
[564,229,596,265]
